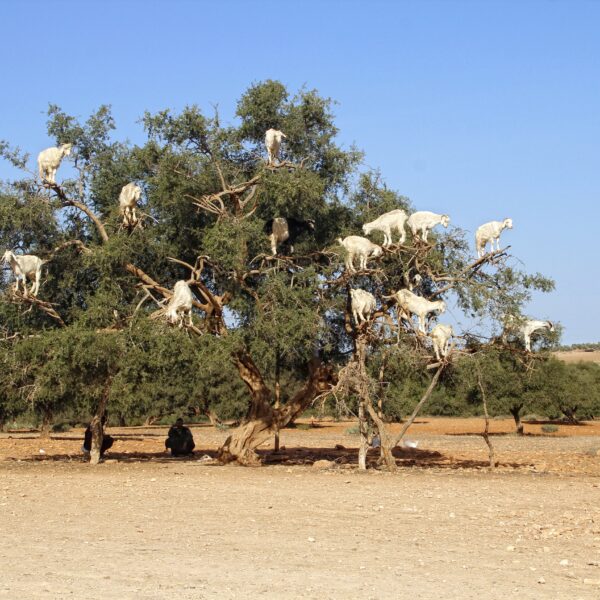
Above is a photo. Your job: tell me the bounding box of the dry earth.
[1,418,599,599]
[553,350,600,365]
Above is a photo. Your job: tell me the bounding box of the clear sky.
[0,0,598,344]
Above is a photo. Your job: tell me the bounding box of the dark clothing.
[165,424,195,456]
[83,426,114,456]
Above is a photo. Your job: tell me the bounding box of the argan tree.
[0,80,557,466]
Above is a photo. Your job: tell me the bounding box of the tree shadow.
[259,446,523,470]
[9,445,524,471]
[523,419,589,427]
[12,449,219,464]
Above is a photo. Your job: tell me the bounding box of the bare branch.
[430,247,510,297]
[6,291,65,326]
[43,181,110,243]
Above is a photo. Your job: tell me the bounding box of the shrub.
[541,424,559,433]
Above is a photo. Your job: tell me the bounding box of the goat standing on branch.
[385,288,446,334]
[350,289,377,324]
[2,250,44,297]
[37,143,72,184]
[157,280,194,328]
[119,183,142,227]
[429,323,454,360]
[337,236,383,273]
[265,129,286,165]
[505,317,554,352]
[407,211,450,242]
[265,217,315,255]
[475,218,513,257]
[362,209,408,247]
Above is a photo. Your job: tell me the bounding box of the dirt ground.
[1,418,599,599]
[553,349,600,365]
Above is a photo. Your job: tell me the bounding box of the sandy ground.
[1,418,599,599]
[553,349,600,364]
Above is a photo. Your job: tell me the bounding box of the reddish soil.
[1,418,599,599]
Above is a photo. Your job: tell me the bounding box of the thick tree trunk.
[562,407,579,424]
[218,352,335,465]
[364,398,396,471]
[510,404,524,435]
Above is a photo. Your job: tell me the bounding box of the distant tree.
[532,359,600,423]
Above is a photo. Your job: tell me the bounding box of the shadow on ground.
[9,446,523,470]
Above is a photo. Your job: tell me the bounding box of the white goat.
[165,280,193,328]
[505,317,554,352]
[37,143,72,183]
[337,236,383,273]
[362,209,408,246]
[475,218,513,257]
[2,250,43,297]
[429,324,454,360]
[265,129,287,165]
[350,289,377,324]
[119,183,142,226]
[407,211,450,242]
[386,288,446,334]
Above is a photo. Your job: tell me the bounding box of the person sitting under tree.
[165,418,195,457]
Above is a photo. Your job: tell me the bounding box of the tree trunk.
[477,371,496,470]
[218,352,335,465]
[510,404,524,435]
[90,378,112,465]
[358,400,368,470]
[562,407,579,424]
[205,409,222,427]
[364,398,396,471]
[274,351,281,452]
[377,357,387,420]
[143,414,161,427]
[39,408,53,439]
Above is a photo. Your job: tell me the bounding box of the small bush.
[295,423,311,431]
[51,422,71,433]
[541,424,559,433]
[345,425,360,435]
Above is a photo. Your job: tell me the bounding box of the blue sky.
[0,0,598,343]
